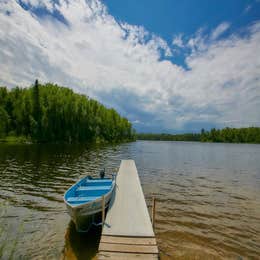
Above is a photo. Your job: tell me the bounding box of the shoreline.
[0,136,135,145]
[137,139,260,144]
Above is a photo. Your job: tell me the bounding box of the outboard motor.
[99,168,105,179]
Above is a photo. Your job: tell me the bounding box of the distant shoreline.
[137,139,260,145]
[2,127,260,145]
[137,127,260,144]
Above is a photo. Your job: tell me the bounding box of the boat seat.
[87,179,112,183]
[77,185,111,191]
[67,196,99,203]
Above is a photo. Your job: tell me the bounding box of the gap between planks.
[98,252,158,259]
[100,235,157,245]
[99,243,159,254]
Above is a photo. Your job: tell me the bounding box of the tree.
[32,79,42,139]
[0,106,9,137]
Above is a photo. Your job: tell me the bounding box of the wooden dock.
[98,160,159,259]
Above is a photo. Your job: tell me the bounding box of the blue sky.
[0,0,260,133]
[106,0,260,68]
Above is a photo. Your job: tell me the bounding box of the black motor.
[99,168,105,179]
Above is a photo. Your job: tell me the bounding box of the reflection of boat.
[62,220,102,260]
[64,174,115,232]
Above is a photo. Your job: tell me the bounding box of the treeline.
[137,133,201,141]
[0,81,135,143]
[200,127,260,143]
[137,127,260,144]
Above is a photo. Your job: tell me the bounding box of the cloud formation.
[0,0,259,132]
[172,34,184,48]
[210,22,230,40]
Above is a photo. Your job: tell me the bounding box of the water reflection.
[62,221,101,260]
[0,141,260,259]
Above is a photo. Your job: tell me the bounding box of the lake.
[0,141,259,259]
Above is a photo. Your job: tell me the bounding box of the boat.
[64,172,116,232]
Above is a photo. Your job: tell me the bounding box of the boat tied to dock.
[64,170,116,232]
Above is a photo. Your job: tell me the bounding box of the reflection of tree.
[0,143,119,259]
[0,143,88,185]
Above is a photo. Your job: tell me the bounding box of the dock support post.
[102,195,105,226]
[152,197,156,228]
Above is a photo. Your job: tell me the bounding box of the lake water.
[0,141,259,259]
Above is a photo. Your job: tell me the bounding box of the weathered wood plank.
[99,243,159,254]
[97,160,159,260]
[102,160,154,237]
[98,252,158,259]
[100,235,157,245]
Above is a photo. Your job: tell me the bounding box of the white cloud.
[20,0,55,12]
[0,0,259,131]
[172,34,184,48]
[210,22,230,40]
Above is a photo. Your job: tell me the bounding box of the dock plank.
[98,252,158,259]
[99,243,159,254]
[100,235,157,245]
[102,160,154,237]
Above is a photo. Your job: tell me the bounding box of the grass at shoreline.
[0,135,134,145]
[0,136,31,144]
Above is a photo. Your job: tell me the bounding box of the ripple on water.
[0,141,260,259]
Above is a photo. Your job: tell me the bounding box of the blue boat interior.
[65,177,113,206]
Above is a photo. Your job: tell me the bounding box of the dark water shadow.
[62,221,102,260]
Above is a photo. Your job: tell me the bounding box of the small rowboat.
[64,174,115,232]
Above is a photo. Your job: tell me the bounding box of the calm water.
[0,141,260,259]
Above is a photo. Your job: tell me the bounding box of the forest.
[0,80,135,143]
[137,127,260,144]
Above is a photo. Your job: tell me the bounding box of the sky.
[0,0,260,133]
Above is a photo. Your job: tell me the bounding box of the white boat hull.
[64,179,115,232]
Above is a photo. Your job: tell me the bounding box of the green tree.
[32,79,42,139]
